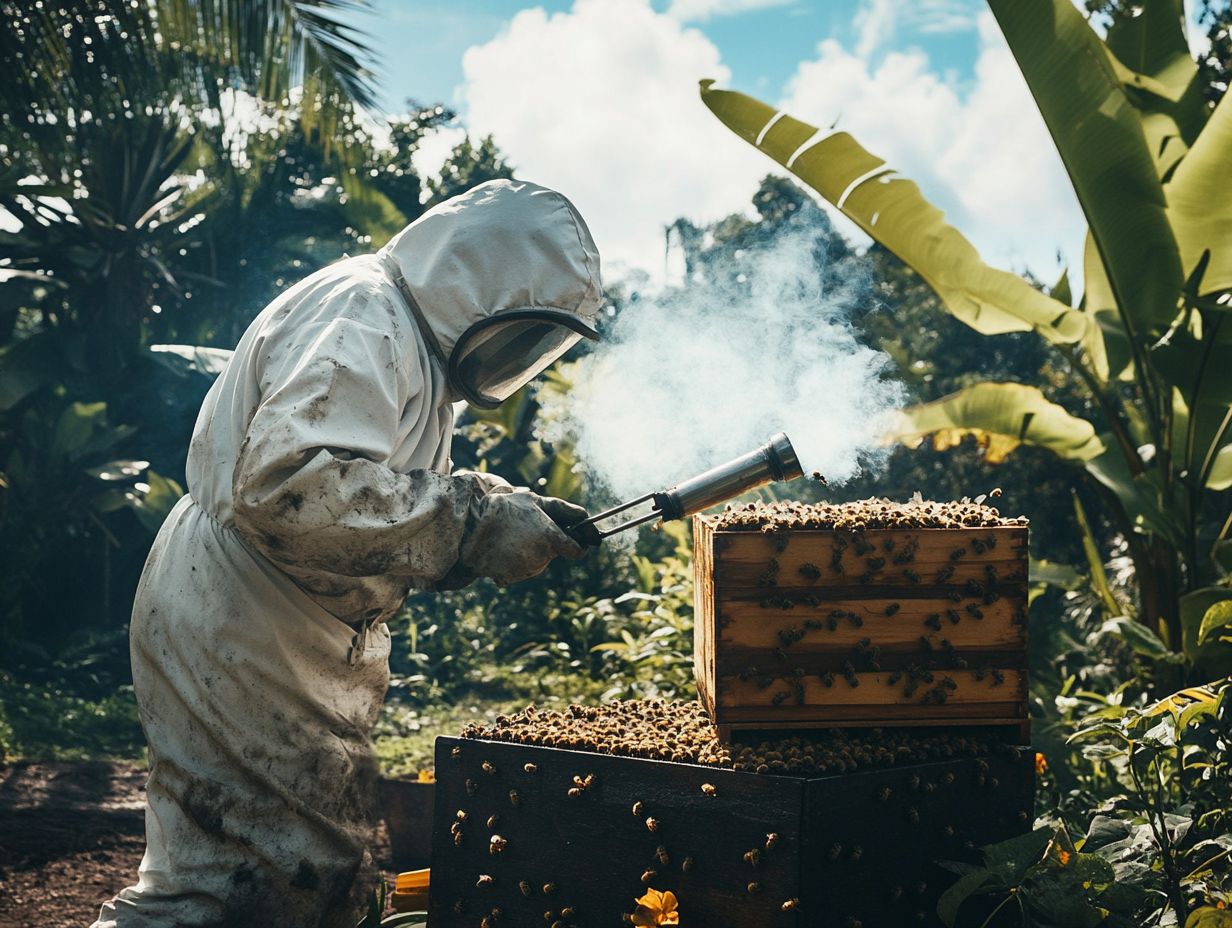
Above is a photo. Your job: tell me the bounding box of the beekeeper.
[94,179,601,928]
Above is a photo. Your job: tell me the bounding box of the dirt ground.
[0,761,399,928]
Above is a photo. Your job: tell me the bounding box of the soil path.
[0,762,399,928]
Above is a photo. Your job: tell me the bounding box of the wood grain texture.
[693,517,1030,739]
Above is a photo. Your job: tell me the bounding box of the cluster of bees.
[460,700,998,776]
[714,496,1026,532]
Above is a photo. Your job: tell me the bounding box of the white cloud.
[666,0,794,23]
[855,0,978,57]
[458,0,770,280]
[783,9,1084,282]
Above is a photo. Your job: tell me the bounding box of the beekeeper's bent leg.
[92,496,390,928]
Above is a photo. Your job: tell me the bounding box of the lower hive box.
[428,702,1034,928]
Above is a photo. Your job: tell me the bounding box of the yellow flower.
[1034,753,1048,775]
[417,768,435,783]
[631,888,679,926]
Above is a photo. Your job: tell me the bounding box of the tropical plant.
[700,0,1232,677]
[943,679,1232,926]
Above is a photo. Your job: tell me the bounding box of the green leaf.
[1073,492,1122,616]
[50,402,109,459]
[888,382,1104,464]
[698,82,1091,346]
[936,869,1001,927]
[1099,616,1176,661]
[1167,90,1232,297]
[1198,600,1232,646]
[982,826,1055,884]
[989,0,1184,338]
[1207,442,1232,491]
[1187,906,1232,928]
[1180,588,1232,674]
[1030,558,1084,591]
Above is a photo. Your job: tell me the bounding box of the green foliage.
[0,671,142,761]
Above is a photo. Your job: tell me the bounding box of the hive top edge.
[456,699,1015,778]
[707,497,1029,532]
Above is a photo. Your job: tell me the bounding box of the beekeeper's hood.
[379,179,602,409]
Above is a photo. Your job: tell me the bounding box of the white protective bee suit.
[93,180,602,928]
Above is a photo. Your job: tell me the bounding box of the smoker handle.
[564,518,604,547]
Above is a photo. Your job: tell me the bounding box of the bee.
[765,833,779,850]
[983,591,1000,605]
[849,614,864,628]
[701,783,717,797]
[747,882,762,894]
[889,886,903,903]
[477,875,494,888]
[877,785,892,801]
[950,547,966,561]
[886,671,902,686]
[965,604,984,620]
[946,609,961,624]
[804,618,823,630]
[907,806,920,825]
[523,763,538,774]
[772,690,791,706]
[454,832,464,847]
[919,636,934,652]
[681,857,694,873]
[561,907,576,919]
[773,647,789,661]
[991,669,1006,686]
[519,881,533,897]
[451,746,462,762]
[646,817,660,833]
[942,772,955,785]
[632,801,644,817]
[885,603,901,617]
[916,881,928,896]
[465,779,478,797]
[941,676,958,690]
[866,556,886,570]
[455,810,468,823]
[656,845,670,865]
[454,900,466,914]
[985,533,998,547]
[743,848,761,866]
[509,790,521,807]
[904,569,921,584]
[450,822,464,837]
[946,591,962,602]
[826,614,840,631]
[802,595,822,607]
[641,869,657,884]
[941,824,955,838]
[489,834,508,855]
[781,899,799,912]
[567,787,583,798]
[883,539,896,552]
[972,539,987,554]
[828,842,843,860]
[799,563,822,580]
[543,883,557,895]
[849,845,863,861]
[935,565,955,583]
[820,671,835,688]
[482,760,497,776]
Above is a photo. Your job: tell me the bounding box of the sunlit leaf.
[888,382,1104,464]
[698,83,1091,346]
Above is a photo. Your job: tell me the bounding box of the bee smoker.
[570,432,804,543]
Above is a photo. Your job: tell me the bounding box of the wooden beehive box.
[428,734,1034,928]
[694,512,1030,742]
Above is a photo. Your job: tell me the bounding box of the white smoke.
[541,232,905,503]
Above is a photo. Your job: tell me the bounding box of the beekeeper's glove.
[440,488,588,589]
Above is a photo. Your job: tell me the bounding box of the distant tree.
[428,135,514,206]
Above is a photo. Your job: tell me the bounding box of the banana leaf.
[698,82,1091,346]
[989,0,1184,339]
[887,382,1104,464]
[1166,92,1232,296]
[1101,0,1205,179]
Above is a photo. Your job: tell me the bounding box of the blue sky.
[341,0,1090,284]
[349,1,986,114]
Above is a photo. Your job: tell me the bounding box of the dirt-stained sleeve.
[231,287,483,581]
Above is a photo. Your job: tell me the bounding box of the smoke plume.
[541,232,904,503]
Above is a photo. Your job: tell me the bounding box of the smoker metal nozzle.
[573,432,804,542]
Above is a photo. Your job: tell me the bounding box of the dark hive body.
[429,703,1034,927]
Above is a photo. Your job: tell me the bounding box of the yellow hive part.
[395,869,430,891]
